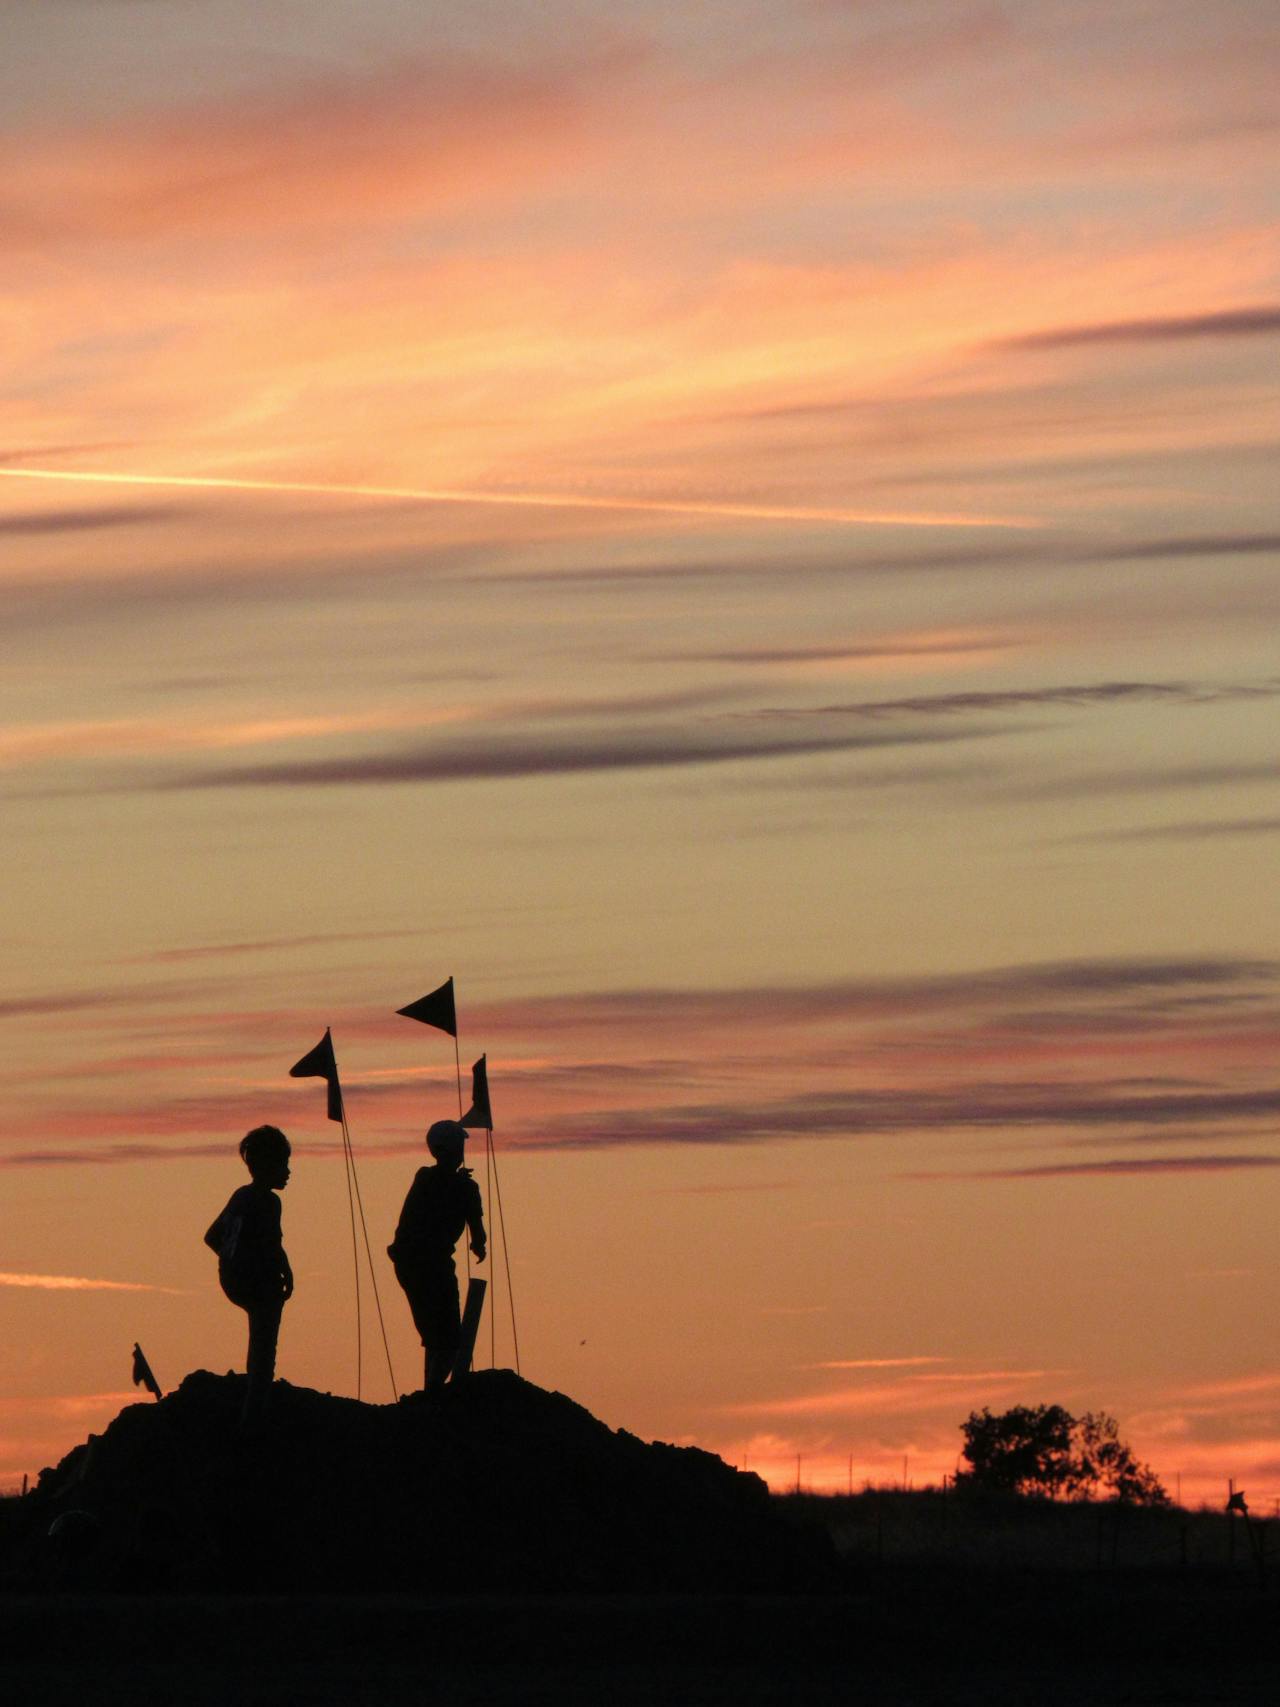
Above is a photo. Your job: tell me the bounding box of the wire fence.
[776,1483,1280,1580]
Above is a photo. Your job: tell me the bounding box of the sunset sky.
[3,0,1279,1504]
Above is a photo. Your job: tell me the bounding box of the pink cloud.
[3,55,604,247]
[0,1392,138,1418]
[810,1357,948,1370]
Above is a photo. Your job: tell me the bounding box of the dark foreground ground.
[1,1371,827,1594]
[5,1376,1279,1702]
[2,1574,1278,1707]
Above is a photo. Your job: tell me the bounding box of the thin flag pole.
[488,1122,521,1376]
[290,1026,397,1401]
[450,980,463,1125]
[452,1034,465,1120]
[337,1083,399,1404]
[485,1126,495,1369]
[454,1030,471,1284]
[337,1076,363,1400]
[395,977,470,1290]
[451,995,472,1286]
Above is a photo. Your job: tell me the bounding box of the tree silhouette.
[957,1404,1076,1497]
[1072,1410,1169,1506]
[957,1405,1168,1505]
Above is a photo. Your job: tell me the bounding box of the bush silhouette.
[957,1405,1168,1505]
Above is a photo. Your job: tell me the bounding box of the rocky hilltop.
[3,1370,833,1593]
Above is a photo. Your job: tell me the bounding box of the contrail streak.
[0,466,1031,530]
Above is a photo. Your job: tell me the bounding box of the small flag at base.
[396,977,457,1038]
[290,1028,343,1122]
[451,1277,487,1381]
[131,1342,162,1400]
[460,1054,492,1130]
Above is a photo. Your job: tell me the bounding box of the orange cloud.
[811,1357,948,1370]
[0,1392,138,1418]
[0,703,471,771]
[722,1369,1053,1420]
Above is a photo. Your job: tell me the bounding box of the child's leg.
[243,1297,284,1425]
[421,1270,461,1392]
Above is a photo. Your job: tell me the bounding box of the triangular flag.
[397,977,457,1038]
[460,1054,492,1130]
[289,1028,343,1122]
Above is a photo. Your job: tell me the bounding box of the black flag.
[397,977,457,1037]
[290,1028,343,1122]
[460,1054,492,1130]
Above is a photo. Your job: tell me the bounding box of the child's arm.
[466,1182,487,1263]
[203,1211,229,1254]
[267,1192,292,1299]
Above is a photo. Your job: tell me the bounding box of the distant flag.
[460,1054,492,1130]
[131,1342,161,1401]
[397,977,457,1038]
[290,1028,343,1122]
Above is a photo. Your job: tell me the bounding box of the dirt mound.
[3,1370,834,1593]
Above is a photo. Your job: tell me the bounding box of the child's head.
[240,1124,291,1187]
[425,1119,467,1169]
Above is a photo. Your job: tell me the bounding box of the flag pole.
[292,1026,398,1403]
[487,1120,521,1377]
[332,1031,364,1400]
[454,1031,471,1284]
[484,1126,495,1369]
[336,1076,399,1404]
[459,1051,515,1376]
[395,979,471,1293]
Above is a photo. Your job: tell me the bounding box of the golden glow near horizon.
[3,0,1279,1504]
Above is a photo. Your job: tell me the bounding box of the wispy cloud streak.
[92,681,1274,794]
[1065,817,1280,845]
[0,1270,180,1293]
[0,504,178,536]
[125,928,426,964]
[996,304,1280,350]
[470,955,1279,1034]
[544,1083,1280,1152]
[0,466,1018,531]
[1105,533,1280,561]
[809,1357,947,1371]
[917,1155,1280,1181]
[745,680,1277,723]
[141,725,986,792]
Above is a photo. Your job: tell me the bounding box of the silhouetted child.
[388,1119,486,1392]
[204,1124,294,1427]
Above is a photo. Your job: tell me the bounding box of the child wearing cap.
[388,1119,486,1392]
